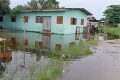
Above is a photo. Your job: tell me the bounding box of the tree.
[11,5,28,15]
[44,0,59,9]
[28,0,59,10]
[104,5,120,27]
[0,0,10,15]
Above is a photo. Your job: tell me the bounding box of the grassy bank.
[101,26,120,37]
[62,40,98,59]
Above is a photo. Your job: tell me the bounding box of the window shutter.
[36,16,38,23]
[71,18,73,24]
[40,17,43,23]
[57,16,63,24]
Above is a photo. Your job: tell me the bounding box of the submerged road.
[61,39,120,80]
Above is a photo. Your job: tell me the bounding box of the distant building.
[0,8,92,34]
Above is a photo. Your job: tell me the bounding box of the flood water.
[0,31,120,80]
[61,40,120,80]
[0,31,91,80]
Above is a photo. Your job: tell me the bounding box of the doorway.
[42,17,51,33]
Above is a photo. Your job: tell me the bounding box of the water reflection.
[0,31,89,52]
[0,31,89,79]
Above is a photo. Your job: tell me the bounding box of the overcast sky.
[10,0,120,19]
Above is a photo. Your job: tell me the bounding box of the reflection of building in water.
[0,32,90,79]
[0,32,88,52]
[0,52,12,62]
[42,34,51,50]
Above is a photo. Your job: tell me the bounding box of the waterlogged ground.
[0,31,91,80]
[61,39,120,80]
[0,31,120,80]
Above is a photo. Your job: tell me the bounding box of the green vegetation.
[101,26,120,37]
[0,0,10,15]
[62,40,98,59]
[11,5,28,15]
[36,60,63,80]
[65,45,92,59]
[28,0,59,10]
[80,40,99,46]
[104,5,120,27]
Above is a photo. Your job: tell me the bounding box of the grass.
[80,40,99,46]
[65,45,92,59]
[61,40,98,59]
[101,26,120,37]
[34,60,63,80]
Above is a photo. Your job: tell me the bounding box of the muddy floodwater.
[61,40,120,80]
[0,31,120,80]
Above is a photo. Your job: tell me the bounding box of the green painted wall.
[1,9,89,34]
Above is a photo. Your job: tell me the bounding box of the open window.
[71,18,77,25]
[11,16,16,22]
[36,16,43,23]
[57,16,63,24]
[0,16,3,22]
[24,16,28,23]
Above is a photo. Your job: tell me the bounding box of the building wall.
[64,10,88,34]
[3,11,65,34]
[1,10,88,34]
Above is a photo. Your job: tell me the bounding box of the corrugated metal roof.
[21,8,92,15]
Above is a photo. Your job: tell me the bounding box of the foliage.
[101,26,120,38]
[44,0,59,9]
[101,26,120,35]
[0,0,10,15]
[11,5,28,15]
[104,5,120,27]
[28,0,59,10]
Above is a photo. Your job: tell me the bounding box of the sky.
[10,0,120,19]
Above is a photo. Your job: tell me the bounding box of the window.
[71,18,77,25]
[57,16,63,24]
[11,16,16,22]
[81,19,84,25]
[0,16,3,22]
[24,16,28,23]
[36,16,43,23]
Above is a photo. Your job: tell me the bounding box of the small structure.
[0,8,92,34]
[87,16,98,33]
[0,38,12,62]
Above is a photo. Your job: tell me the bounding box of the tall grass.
[101,26,120,37]
[65,45,92,59]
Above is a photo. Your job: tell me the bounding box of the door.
[43,17,51,33]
